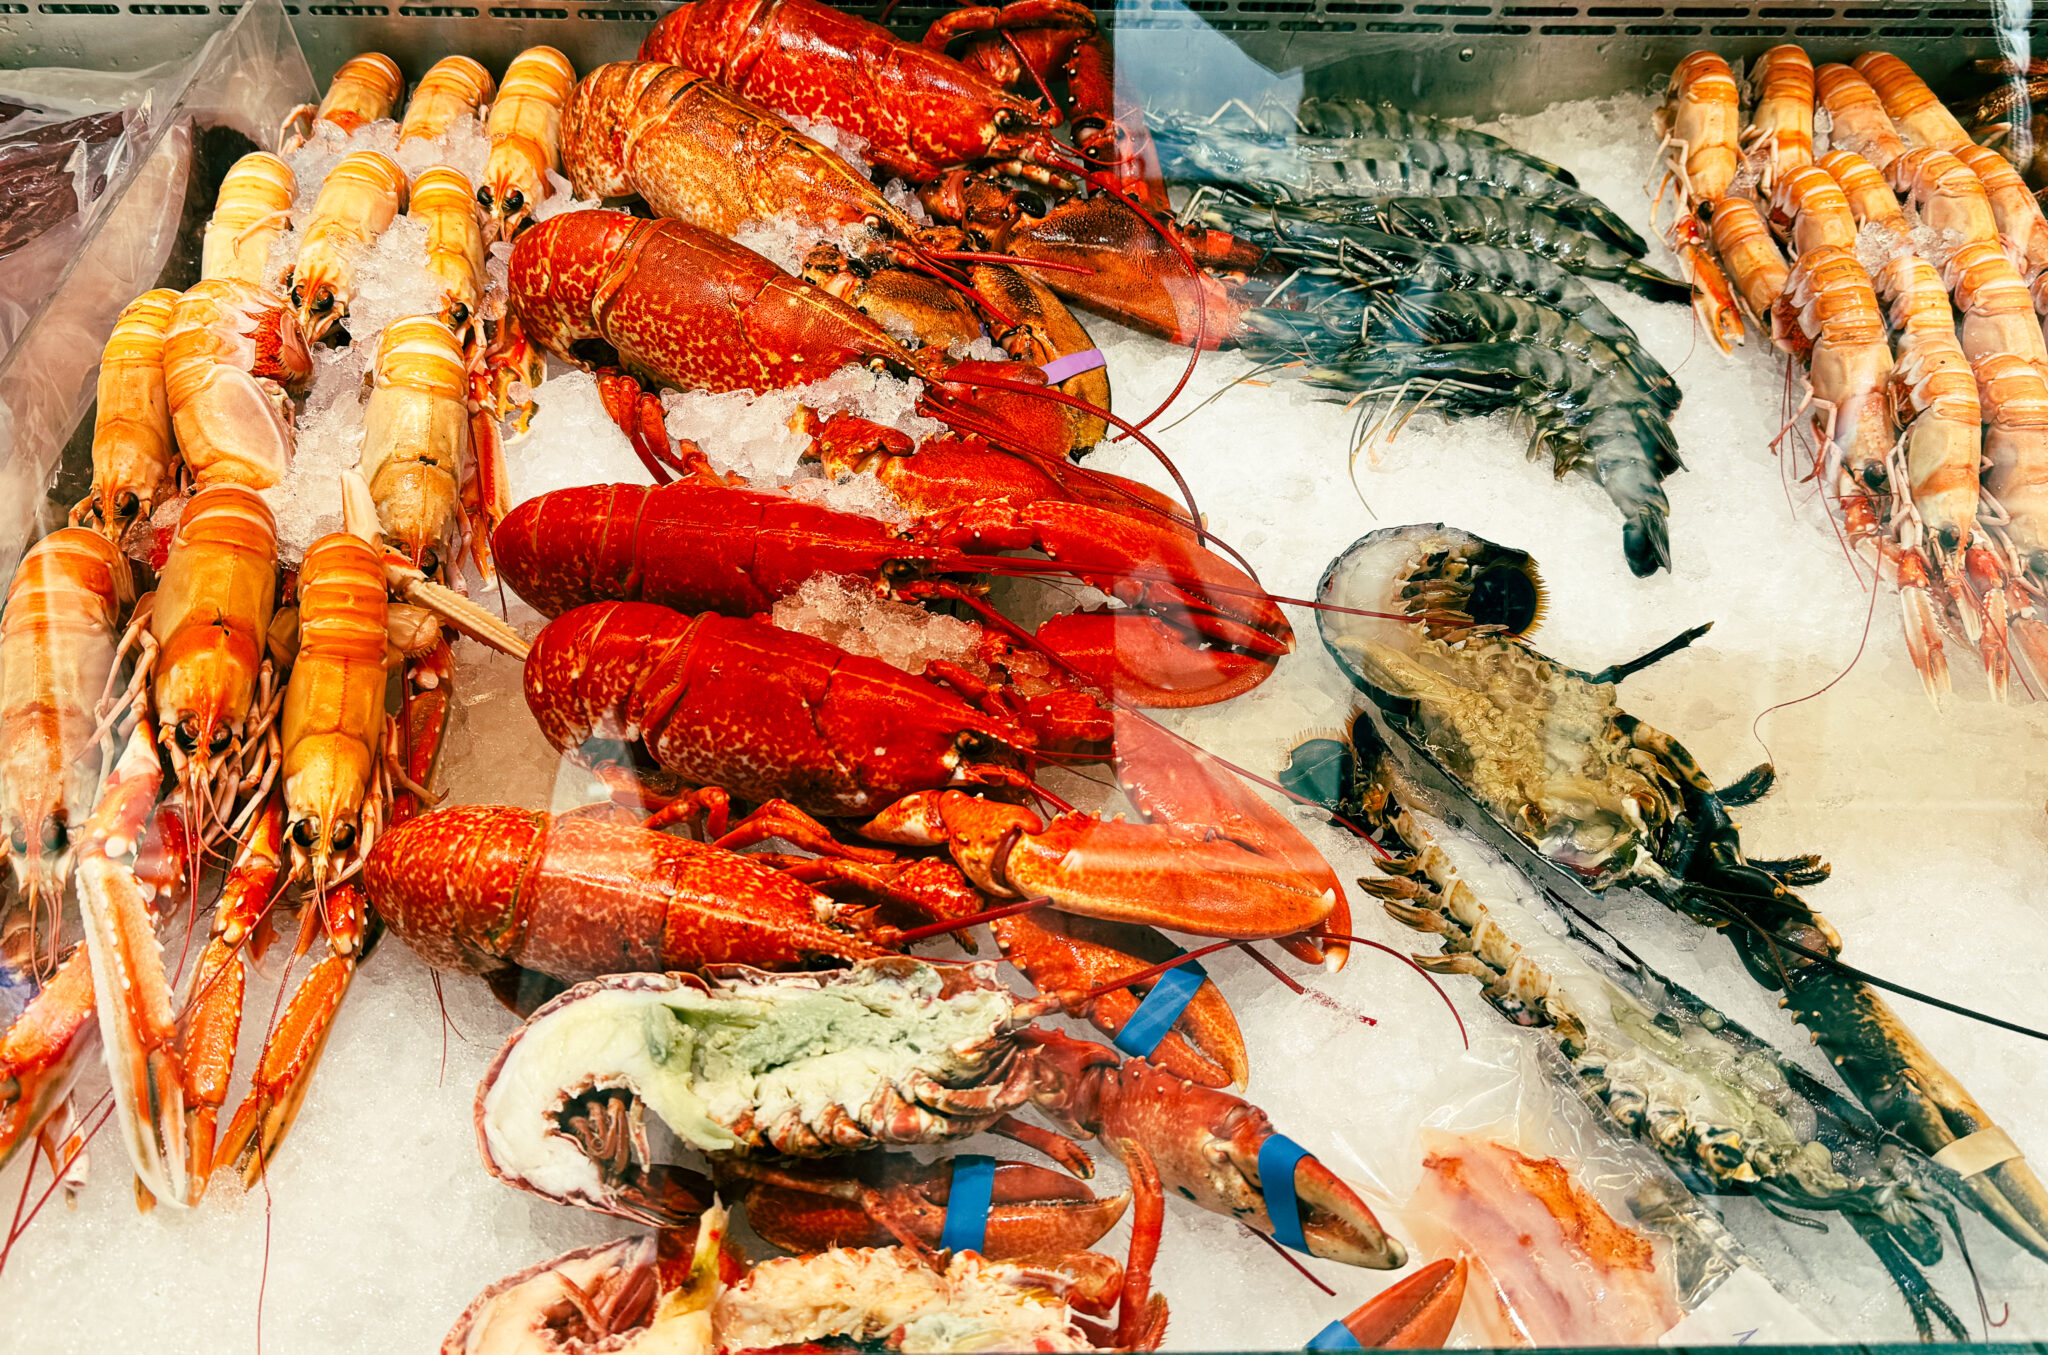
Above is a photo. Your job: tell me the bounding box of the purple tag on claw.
[1037,349,1107,384]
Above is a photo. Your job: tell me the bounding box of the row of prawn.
[1658,46,2048,702]
[0,46,567,1209]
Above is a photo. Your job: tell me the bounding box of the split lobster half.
[462,959,1408,1349]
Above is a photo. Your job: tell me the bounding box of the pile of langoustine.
[1655,47,2048,703]
[0,4,1698,1347]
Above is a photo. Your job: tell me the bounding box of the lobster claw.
[1335,1256,1470,1347]
[994,909,1249,1088]
[1023,1029,1406,1268]
[925,498,1293,705]
[864,788,1333,942]
[1112,709,1350,969]
[718,1152,1130,1276]
[74,715,190,1207]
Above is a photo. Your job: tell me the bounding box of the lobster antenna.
[964,555,1412,624]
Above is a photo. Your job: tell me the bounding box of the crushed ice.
[14,87,2048,1355]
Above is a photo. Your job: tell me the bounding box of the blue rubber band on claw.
[940,1155,996,1255]
[1307,1319,1363,1350]
[1259,1133,1314,1254]
[1113,958,1207,1060]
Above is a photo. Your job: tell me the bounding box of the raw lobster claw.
[74,713,188,1207]
[1021,1028,1405,1268]
[717,1151,1130,1274]
[1333,1256,1470,1347]
[862,787,1334,942]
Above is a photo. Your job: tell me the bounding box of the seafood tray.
[6,0,2048,1350]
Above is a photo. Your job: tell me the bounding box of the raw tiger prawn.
[1315,523,2048,1267]
[1210,191,1690,303]
[1182,195,1682,574]
[1152,112,1647,257]
[1282,712,1985,1339]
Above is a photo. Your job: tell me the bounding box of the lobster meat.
[445,1209,1467,1354]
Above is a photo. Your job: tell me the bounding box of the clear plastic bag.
[0,0,314,580]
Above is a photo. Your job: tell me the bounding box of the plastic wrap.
[0,0,314,582]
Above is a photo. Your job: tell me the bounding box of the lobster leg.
[175,794,284,1201]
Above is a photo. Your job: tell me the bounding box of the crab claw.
[864,788,1333,942]
[1334,1257,1470,1347]
[1023,1029,1405,1269]
[74,715,188,1206]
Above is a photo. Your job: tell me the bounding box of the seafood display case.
[4,0,2048,1349]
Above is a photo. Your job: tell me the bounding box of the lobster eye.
[311,293,335,315]
[293,819,318,847]
[994,108,1030,136]
[209,726,233,753]
[172,719,201,753]
[330,822,357,851]
[477,185,493,208]
[40,816,66,853]
[115,490,138,515]
[1014,190,1048,218]
[289,284,303,306]
[505,189,523,213]
[8,828,27,855]
[957,730,996,758]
